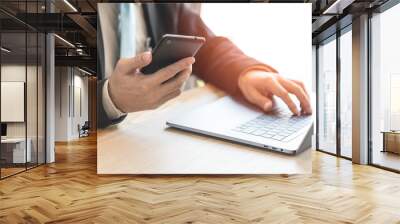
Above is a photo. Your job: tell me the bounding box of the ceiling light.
[1,47,11,53]
[54,34,75,48]
[323,0,355,15]
[78,67,92,76]
[63,0,78,12]
[76,48,86,56]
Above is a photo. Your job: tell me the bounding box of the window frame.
[0,0,48,180]
[315,23,352,161]
[367,0,400,173]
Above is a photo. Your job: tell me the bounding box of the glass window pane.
[26,0,41,169]
[340,29,352,158]
[38,32,45,165]
[1,0,46,179]
[27,31,38,169]
[318,37,337,154]
[371,3,400,171]
[1,31,28,177]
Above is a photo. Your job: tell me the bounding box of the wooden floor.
[0,167,26,178]
[373,150,400,171]
[0,134,400,224]
[1,163,45,178]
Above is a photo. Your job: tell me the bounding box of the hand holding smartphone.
[141,34,205,75]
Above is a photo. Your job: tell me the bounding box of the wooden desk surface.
[98,85,311,174]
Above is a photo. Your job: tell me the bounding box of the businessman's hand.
[108,52,195,113]
[238,70,312,115]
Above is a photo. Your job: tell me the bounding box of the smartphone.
[141,34,205,75]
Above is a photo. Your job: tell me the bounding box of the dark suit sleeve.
[97,79,127,129]
[97,19,126,129]
[177,5,277,96]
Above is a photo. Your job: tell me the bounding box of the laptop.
[166,96,313,155]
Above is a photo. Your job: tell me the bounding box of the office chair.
[79,121,90,138]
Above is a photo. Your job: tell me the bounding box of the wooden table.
[1,138,31,165]
[381,131,400,154]
[97,85,312,174]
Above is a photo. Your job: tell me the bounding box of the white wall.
[1,65,26,143]
[71,73,89,138]
[54,67,89,141]
[1,65,38,138]
[55,67,69,141]
[1,82,24,122]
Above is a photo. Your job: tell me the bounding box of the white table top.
[1,138,27,144]
[97,85,312,174]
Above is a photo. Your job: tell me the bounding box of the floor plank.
[0,134,399,224]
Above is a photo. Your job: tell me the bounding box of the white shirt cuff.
[102,80,126,120]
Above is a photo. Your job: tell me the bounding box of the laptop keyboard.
[232,108,312,142]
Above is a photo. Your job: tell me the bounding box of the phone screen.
[141,34,205,74]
